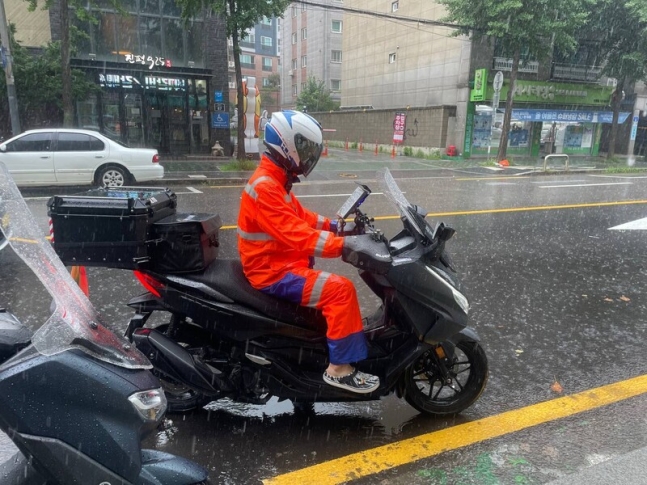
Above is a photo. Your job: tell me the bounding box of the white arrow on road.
[609,217,647,230]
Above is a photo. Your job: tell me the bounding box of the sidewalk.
[156,148,646,186]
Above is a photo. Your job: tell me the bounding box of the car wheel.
[96,165,130,187]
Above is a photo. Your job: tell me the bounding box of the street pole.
[488,71,504,158]
[0,0,20,136]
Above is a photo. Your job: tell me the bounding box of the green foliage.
[586,0,647,84]
[221,159,257,171]
[438,0,592,62]
[176,0,290,41]
[0,31,97,133]
[403,146,413,156]
[296,76,340,113]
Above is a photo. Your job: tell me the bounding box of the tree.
[438,0,591,161]
[0,26,97,135]
[586,0,647,159]
[296,76,340,113]
[177,0,291,159]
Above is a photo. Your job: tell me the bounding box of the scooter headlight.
[128,388,167,422]
[451,288,470,315]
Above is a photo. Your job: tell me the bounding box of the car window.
[56,133,105,152]
[6,133,53,152]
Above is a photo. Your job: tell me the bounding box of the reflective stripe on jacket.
[238,155,344,289]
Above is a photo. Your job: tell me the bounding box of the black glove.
[337,221,357,236]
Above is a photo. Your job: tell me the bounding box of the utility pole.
[0,0,20,136]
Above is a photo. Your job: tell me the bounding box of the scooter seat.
[177,259,328,331]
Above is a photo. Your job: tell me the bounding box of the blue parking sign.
[212,112,229,129]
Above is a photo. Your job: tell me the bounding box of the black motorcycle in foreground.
[115,168,488,415]
[0,163,209,484]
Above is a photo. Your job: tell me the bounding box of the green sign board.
[485,80,613,106]
[470,69,488,102]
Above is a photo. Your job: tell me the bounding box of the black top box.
[48,187,177,269]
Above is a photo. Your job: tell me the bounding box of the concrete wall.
[313,106,456,149]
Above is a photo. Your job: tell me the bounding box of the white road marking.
[187,174,207,179]
[486,182,517,186]
[530,180,587,184]
[590,175,647,179]
[539,182,633,189]
[186,186,203,194]
[609,217,647,230]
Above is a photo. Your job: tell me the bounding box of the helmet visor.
[294,134,323,177]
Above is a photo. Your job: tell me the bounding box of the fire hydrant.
[446,145,458,157]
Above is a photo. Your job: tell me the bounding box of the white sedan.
[0,129,164,187]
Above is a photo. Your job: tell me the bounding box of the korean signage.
[144,76,186,91]
[631,116,639,141]
[486,81,613,106]
[124,54,172,70]
[508,108,631,124]
[99,73,141,89]
[470,69,488,102]
[393,112,406,144]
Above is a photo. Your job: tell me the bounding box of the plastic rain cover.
[0,162,150,369]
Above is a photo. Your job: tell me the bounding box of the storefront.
[464,73,631,158]
[73,62,212,155]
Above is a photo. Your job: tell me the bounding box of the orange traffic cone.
[345,138,349,151]
[359,140,363,152]
[322,140,328,157]
[374,141,378,156]
[70,266,89,296]
[391,145,396,158]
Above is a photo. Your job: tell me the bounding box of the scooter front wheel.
[404,340,488,415]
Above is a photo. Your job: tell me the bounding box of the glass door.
[124,93,144,147]
[145,92,168,153]
[168,93,189,154]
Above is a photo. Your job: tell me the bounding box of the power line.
[291,0,471,31]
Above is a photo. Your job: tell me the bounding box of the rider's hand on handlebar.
[337,221,358,236]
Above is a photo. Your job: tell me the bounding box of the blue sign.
[214,91,223,103]
[508,109,631,124]
[211,112,229,129]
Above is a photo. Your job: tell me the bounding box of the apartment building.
[228,16,282,114]
[280,1,343,109]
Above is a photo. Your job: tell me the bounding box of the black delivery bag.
[47,187,177,269]
[148,213,221,273]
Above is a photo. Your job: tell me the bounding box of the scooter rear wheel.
[404,340,488,415]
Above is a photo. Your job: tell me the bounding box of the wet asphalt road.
[3,170,647,483]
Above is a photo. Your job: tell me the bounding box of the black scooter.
[0,163,209,484]
[123,168,488,415]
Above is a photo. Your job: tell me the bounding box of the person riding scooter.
[237,110,379,394]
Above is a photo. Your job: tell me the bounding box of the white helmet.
[263,110,324,177]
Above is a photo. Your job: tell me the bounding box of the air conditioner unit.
[228,82,236,89]
[228,61,235,69]
[289,70,294,76]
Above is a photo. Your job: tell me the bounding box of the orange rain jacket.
[237,155,344,289]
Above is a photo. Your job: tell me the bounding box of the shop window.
[163,18,185,63]
[186,20,205,67]
[139,15,162,55]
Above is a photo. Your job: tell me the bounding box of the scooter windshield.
[0,163,150,370]
[377,168,426,237]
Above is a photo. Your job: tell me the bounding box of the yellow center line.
[263,374,647,485]
[220,199,647,230]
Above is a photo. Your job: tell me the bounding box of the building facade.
[335,0,638,157]
[280,1,343,109]
[6,0,230,155]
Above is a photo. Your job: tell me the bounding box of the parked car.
[0,129,163,187]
